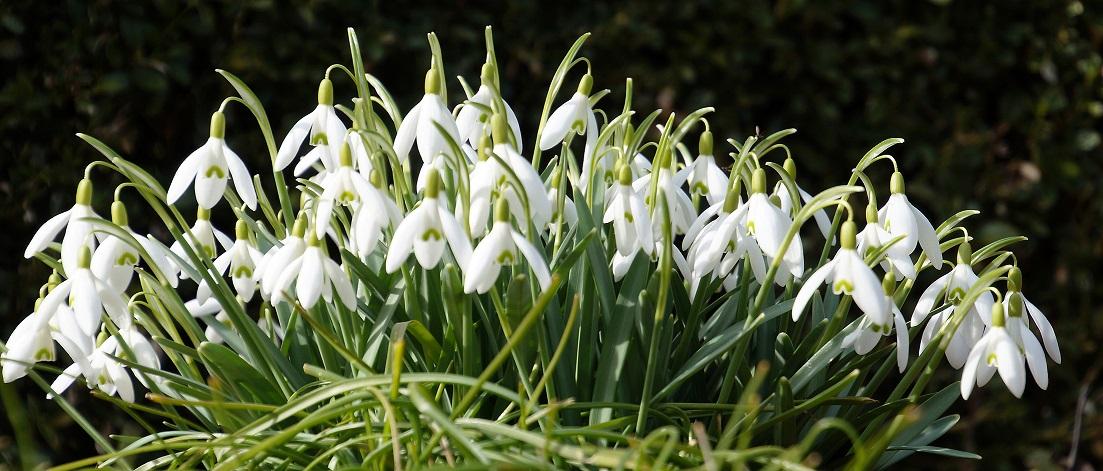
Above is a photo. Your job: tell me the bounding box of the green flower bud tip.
[841,221,858,250]
[235,220,250,240]
[339,142,353,167]
[783,157,796,177]
[491,113,509,146]
[1008,266,1022,292]
[209,111,226,139]
[369,168,383,188]
[111,201,128,226]
[618,163,633,185]
[34,297,42,312]
[48,272,62,286]
[957,240,973,265]
[77,245,92,269]
[577,73,593,96]
[424,68,441,95]
[698,131,713,156]
[494,196,510,222]
[76,178,93,206]
[990,301,1006,328]
[751,168,767,194]
[292,215,309,238]
[890,171,905,195]
[882,271,896,295]
[865,203,878,224]
[425,168,441,198]
[550,166,562,187]
[196,207,211,221]
[318,78,334,106]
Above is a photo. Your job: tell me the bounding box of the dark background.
[1,1,1100,468]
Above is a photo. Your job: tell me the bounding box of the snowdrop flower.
[1005,267,1061,364]
[635,148,696,235]
[24,178,101,275]
[877,172,943,268]
[914,243,994,368]
[167,112,257,210]
[772,158,831,239]
[271,232,356,309]
[275,78,347,173]
[393,66,461,165]
[604,165,653,258]
[912,243,993,327]
[260,217,308,299]
[688,132,728,206]
[492,116,552,229]
[1,308,54,383]
[186,298,229,344]
[687,198,767,293]
[38,246,130,342]
[91,201,177,290]
[842,274,910,372]
[464,199,551,294]
[314,142,374,239]
[50,332,152,403]
[386,169,472,272]
[169,208,232,281]
[793,221,888,323]
[1001,268,1059,390]
[961,302,1026,399]
[213,221,265,301]
[856,203,915,280]
[539,75,601,187]
[456,62,522,149]
[744,169,804,283]
[545,167,577,233]
[349,171,403,259]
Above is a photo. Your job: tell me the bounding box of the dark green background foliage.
[1,0,1100,468]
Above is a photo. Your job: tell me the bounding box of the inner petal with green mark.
[311,132,329,146]
[421,229,442,241]
[833,278,854,294]
[116,252,138,266]
[496,250,515,265]
[204,166,226,178]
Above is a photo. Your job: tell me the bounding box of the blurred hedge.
[1,0,1100,468]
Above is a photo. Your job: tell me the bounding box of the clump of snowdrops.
[2,28,1060,469]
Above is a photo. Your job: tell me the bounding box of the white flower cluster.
[4,45,1058,405]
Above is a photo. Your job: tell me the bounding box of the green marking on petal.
[421,229,442,241]
[311,132,329,146]
[833,279,854,294]
[948,287,967,304]
[496,251,515,265]
[204,166,226,178]
[116,252,138,266]
[986,352,998,366]
[623,212,634,223]
[34,348,52,361]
